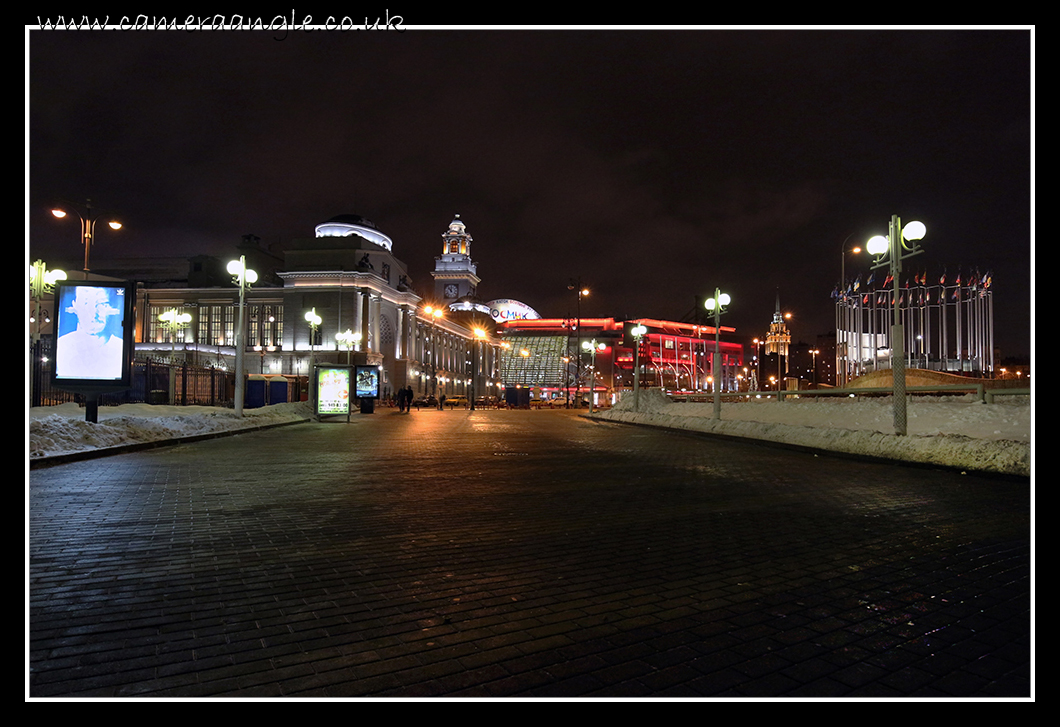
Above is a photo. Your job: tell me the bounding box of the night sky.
[28,25,1033,358]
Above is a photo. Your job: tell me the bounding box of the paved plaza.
[28,408,1031,698]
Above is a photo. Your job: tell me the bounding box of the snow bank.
[593,389,1031,477]
[28,402,313,460]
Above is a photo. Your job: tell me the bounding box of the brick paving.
[29,409,1031,698]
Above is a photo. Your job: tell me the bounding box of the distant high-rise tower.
[765,291,791,372]
[431,215,480,303]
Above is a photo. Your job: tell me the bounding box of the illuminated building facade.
[120,214,501,401]
[498,317,745,405]
[38,212,744,406]
[765,292,791,368]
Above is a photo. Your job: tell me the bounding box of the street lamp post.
[304,307,322,406]
[704,288,731,420]
[472,327,487,410]
[336,329,360,365]
[567,281,589,407]
[227,256,258,416]
[29,260,67,408]
[159,308,192,405]
[631,324,647,411]
[581,339,606,413]
[423,305,444,397]
[867,215,926,436]
[520,348,530,389]
[838,235,862,387]
[51,200,122,272]
[29,260,66,343]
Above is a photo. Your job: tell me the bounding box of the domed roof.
[322,214,379,230]
[315,214,393,251]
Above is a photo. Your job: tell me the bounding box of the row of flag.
[832,268,993,303]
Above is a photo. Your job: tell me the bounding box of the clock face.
[444,284,459,298]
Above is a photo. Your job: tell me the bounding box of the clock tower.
[431,215,481,303]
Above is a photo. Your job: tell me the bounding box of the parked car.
[444,395,469,408]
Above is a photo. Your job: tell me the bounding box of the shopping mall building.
[35,214,744,406]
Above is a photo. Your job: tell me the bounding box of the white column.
[353,289,364,351]
[370,294,381,353]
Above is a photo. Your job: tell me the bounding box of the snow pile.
[28,402,313,460]
[596,389,1031,477]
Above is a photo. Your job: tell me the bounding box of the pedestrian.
[396,386,407,413]
[406,386,415,413]
[439,393,446,410]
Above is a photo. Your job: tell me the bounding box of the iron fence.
[29,338,235,408]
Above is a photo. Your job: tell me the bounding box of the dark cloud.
[29,26,1032,357]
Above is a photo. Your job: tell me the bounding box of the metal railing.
[30,339,238,408]
[667,384,1030,405]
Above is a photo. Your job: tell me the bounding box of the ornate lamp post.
[867,215,926,436]
[704,288,731,420]
[51,200,122,272]
[227,256,257,416]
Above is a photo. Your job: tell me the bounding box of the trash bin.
[245,375,267,409]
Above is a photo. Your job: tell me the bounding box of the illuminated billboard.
[51,280,134,388]
[487,299,541,322]
[316,366,351,415]
[355,365,381,399]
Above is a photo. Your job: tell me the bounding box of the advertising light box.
[355,365,381,399]
[51,280,134,389]
[316,366,351,416]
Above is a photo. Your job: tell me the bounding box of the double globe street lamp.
[704,288,731,420]
[581,339,606,413]
[227,256,258,416]
[866,215,926,436]
[159,308,192,405]
[630,324,647,411]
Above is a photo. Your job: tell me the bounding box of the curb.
[581,412,1031,481]
[28,418,312,469]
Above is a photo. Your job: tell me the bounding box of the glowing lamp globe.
[903,220,926,241]
[866,235,889,256]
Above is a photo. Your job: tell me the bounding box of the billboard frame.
[49,279,136,421]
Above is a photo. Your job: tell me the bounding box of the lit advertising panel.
[487,299,541,322]
[355,365,381,399]
[51,280,134,388]
[316,366,351,415]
